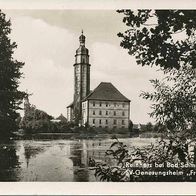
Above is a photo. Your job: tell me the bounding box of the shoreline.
[12,132,132,140]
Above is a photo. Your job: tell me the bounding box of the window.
[114,120,116,125]
[99,102,102,107]
[114,111,116,116]
[93,119,95,124]
[121,126,125,129]
[93,102,95,106]
[93,111,95,115]
[106,111,108,115]
[99,119,102,124]
[122,111,125,116]
[122,103,125,108]
[106,119,108,124]
[114,103,117,107]
[122,120,125,125]
[99,111,102,115]
[106,102,108,107]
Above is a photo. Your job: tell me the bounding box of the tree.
[91,10,196,182]
[145,122,153,132]
[141,66,196,133]
[20,105,54,133]
[0,10,25,138]
[117,10,196,70]
[117,10,196,132]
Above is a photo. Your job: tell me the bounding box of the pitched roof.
[83,82,130,102]
[67,102,74,108]
[56,114,67,122]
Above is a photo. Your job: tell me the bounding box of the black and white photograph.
[0,1,196,192]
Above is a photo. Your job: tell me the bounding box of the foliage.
[118,9,196,134]
[141,66,196,133]
[140,122,154,132]
[20,105,54,133]
[117,10,196,70]
[92,138,196,182]
[20,103,77,133]
[94,9,196,182]
[128,120,133,132]
[0,10,25,137]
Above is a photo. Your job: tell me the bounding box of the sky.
[4,9,164,124]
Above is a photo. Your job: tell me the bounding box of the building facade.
[82,82,130,129]
[67,32,131,129]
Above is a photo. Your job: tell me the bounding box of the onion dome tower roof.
[76,30,89,55]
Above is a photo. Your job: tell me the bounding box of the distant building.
[56,114,67,122]
[67,32,130,129]
[24,94,31,115]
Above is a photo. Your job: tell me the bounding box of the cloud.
[10,15,75,117]
[8,12,164,123]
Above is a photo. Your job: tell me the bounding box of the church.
[67,32,130,130]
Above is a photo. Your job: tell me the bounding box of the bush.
[91,135,196,182]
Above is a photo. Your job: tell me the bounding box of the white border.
[0,0,195,9]
[1,182,196,195]
[0,0,196,195]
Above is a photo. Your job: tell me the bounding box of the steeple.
[24,91,31,114]
[73,31,91,124]
[76,31,88,55]
[79,30,85,46]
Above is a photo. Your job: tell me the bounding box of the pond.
[0,137,156,182]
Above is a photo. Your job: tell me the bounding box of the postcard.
[0,0,196,195]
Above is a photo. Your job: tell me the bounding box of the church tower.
[73,31,91,124]
[24,94,31,115]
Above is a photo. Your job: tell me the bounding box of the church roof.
[56,114,67,122]
[67,102,74,108]
[83,82,130,102]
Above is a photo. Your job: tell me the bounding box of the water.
[0,138,155,182]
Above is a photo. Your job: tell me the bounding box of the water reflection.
[24,144,45,168]
[0,141,20,181]
[0,138,155,181]
[70,141,90,181]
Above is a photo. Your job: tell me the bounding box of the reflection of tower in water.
[69,140,111,181]
[23,144,45,168]
[69,141,89,181]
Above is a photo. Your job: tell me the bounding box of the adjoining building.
[67,32,131,129]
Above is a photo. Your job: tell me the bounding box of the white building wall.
[67,107,72,122]
[82,100,88,125]
[82,100,130,129]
